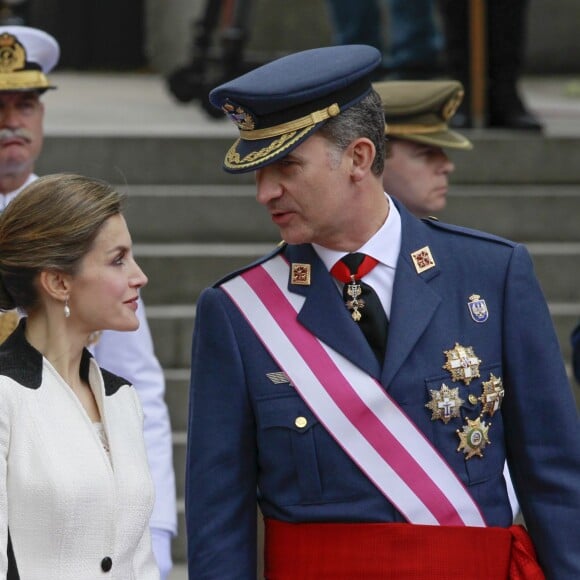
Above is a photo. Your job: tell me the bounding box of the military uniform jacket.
[0,322,160,580]
[186,202,580,579]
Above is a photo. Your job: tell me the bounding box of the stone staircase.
[39,87,580,568]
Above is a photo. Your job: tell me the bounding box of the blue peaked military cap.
[209,45,382,173]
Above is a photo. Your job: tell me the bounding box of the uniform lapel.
[382,206,443,386]
[284,244,381,379]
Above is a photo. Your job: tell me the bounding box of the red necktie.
[331,253,389,363]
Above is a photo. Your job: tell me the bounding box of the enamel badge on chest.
[467,294,488,323]
[443,343,481,385]
[479,374,504,417]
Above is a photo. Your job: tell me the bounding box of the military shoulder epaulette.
[213,241,287,288]
[423,218,517,248]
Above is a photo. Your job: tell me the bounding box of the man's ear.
[350,137,376,182]
[38,270,72,302]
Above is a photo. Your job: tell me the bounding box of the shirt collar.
[0,173,38,210]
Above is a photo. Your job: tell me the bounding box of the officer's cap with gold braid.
[209,45,382,173]
[373,80,473,150]
[0,26,59,93]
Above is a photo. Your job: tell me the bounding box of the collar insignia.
[291,263,311,286]
[411,246,435,274]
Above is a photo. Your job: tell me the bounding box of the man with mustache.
[0,25,177,579]
[185,45,580,578]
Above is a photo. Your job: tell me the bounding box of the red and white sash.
[222,255,486,527]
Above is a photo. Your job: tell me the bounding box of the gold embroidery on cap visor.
[223,102,342,170]
[0,70,50,91]
[225,126,316,170]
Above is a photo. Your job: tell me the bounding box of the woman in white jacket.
[0,174,159,579]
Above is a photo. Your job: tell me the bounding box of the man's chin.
[0,156,33,176]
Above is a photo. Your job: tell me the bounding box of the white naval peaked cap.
[0,25,59,91]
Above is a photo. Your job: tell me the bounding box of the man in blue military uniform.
[185,45,580,578]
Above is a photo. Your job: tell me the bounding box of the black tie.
[332,253,389,363]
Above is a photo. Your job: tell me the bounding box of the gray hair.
[318,89,385,176]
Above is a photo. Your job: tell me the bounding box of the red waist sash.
[264,519,544,580]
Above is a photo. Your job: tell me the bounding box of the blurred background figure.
[437,0,542,130]
[374,80,472,217]
[325,0,442,80]
[0,0,27,26]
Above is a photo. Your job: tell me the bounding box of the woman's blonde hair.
[0,173,124,311]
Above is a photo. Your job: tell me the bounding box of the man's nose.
[438,152,455,175]
[0,105,22,127]
[255,168,283,205]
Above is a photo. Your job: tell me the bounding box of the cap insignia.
[223,101,256,131]
[0,33,26,74]
[441,89,464,121]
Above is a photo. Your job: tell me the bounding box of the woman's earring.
[64,298,71,319]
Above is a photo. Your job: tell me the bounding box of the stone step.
[120,184,580,244]
[441,185,580,242]
[137,243,273,304]
[135,242,580,304]
[38,134,580,185]
[123,185,278,243]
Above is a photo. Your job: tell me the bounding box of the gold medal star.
[443,343,481,385]
[425,383,465,424]
[479,374,505,417]
[456,417,490,459]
